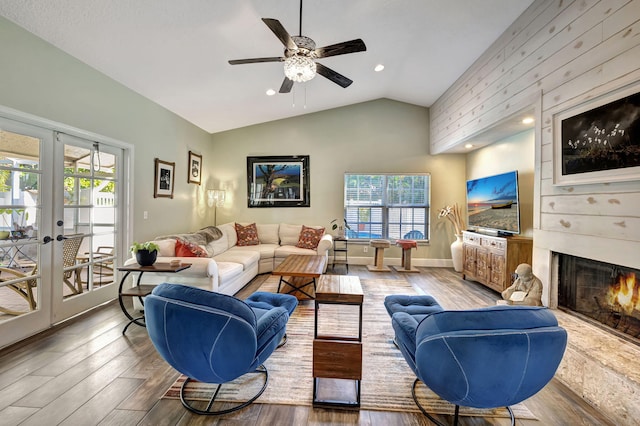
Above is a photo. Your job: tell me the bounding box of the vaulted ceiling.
[0,1,534,134]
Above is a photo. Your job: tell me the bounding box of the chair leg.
[411,378,448,426]
[179,365,269,415]
[411,378,517,426]
[506,405,515,426]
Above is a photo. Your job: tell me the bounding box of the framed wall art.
[188,151,202,185]
[247,155,310,207]
[154,158,175,198]
[553,82,640,185]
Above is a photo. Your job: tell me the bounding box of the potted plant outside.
[130,241,160,266]
[0,208,29,239]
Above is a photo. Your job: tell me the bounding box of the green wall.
[0,16,213,243]
[211,99,467,261]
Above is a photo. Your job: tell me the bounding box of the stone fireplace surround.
[534,244,640,425]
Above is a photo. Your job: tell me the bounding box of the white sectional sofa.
[123,222,332,296]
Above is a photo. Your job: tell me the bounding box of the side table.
[332,237,349,273]
[117,262,191,334]
[313,274,363,408]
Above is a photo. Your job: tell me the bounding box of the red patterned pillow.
[296,225,325,249]
[235,222,259,246]
[175,238,208,257]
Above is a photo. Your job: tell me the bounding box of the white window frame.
[343,173,430,242]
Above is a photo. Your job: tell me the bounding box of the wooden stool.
[367,239,391,272]
[393,239,419,273]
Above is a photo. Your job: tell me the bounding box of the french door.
[0,116,125,348]
[52,133,122,322]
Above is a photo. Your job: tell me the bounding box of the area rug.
[163,276,536,420]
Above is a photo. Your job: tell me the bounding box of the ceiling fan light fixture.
[284,55,316,83]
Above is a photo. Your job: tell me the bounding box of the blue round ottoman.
[384,294,443,319]
[245,291,298,347]
[245,291,298,316]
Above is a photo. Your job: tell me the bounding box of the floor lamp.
[207,189,226,226]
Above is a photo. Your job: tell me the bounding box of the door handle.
[43,236,53,244]
[56,235,68,241]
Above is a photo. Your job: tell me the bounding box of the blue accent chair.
[392,305,567,426]
[144,283,298,415]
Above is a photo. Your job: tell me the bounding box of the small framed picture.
[188,151,202,185]
[154,158,175,198]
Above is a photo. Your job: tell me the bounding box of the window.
[344,174,430,241]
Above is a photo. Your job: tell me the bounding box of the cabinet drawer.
[481,237,505,252]
[463,233,481,245]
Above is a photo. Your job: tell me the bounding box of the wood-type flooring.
[0,266,615,425]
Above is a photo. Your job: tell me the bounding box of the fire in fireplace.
[558,253,640,342]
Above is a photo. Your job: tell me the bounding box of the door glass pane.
[62,142,117,297]
[0,130,41,318]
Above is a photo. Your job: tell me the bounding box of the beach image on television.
[466,170,520,234]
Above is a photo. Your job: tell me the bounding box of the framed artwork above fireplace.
[553,81,640,185]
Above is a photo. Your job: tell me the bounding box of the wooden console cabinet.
[462,231,532,293]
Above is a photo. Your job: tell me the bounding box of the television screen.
[466,170,520,235]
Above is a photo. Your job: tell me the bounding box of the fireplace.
[557,253,640,342]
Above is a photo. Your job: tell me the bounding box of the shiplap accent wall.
[430,0,640,305]
[430,3,640,420]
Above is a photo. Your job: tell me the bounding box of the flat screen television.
[466,170,520,235]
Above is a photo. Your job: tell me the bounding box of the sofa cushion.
[233,243,278,260]
[235,222,259,246]
[296,225,325,249]
[256,224,279,244]
[155,239,176,257]
[217,222,237,248]
[274,245,318,258]
[214,248,260,270]
[279,223,303,246]
[175,238,208,257]
[206,236,228,256]
[216,261,244,282]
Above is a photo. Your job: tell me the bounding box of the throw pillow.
[296,225,325,250]
[235,222,260,246]
[175,238,208,257]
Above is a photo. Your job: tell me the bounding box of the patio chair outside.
[0,265,38,315]
[63,235,84,297]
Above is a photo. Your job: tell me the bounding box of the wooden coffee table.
[272,254,326,300]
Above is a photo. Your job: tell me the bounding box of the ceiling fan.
[228,0,366,93]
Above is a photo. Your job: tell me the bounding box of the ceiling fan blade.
[315,63,353,88]
[262,18,297,50]
[228,57,284,65]
[279,77,294,93]
[315,39,366,58]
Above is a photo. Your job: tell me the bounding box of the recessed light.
[266,89,276,96]
[522,117,534,124]
[465,143,473,149]
[374,64,385,72]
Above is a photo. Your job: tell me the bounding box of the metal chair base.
[180,365,269,415]
[411,378,515,426]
